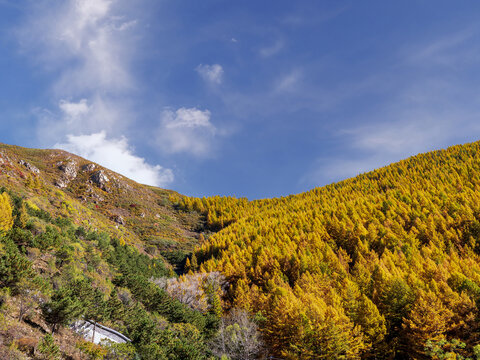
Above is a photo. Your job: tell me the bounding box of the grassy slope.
[0,143,203,262]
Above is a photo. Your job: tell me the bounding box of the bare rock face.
[54,178,69,188]
[0,151,12,167]
[59,160,78,179]
[19,160,40,174]
[82,163,96,173]
[55,160,78,188]
[91,170,109,190]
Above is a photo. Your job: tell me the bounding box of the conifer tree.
[0,192,13,232]
[190,253,198,271]
[13,201,28,229]
[38,334,60,360]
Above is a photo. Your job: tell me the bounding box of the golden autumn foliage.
[0,192,13,232]
[177,141,480,358]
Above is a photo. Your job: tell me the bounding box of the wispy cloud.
[196,64,224,85]
[304,94,480,186]
[303,27,480,187]
[16,0,172,186]
[405,29,476,67]
[156,107,217,157]
[55,132,174,186]
[274,69,303,93]
[17,0,135,95]
[259,39,284,58]
[59,99,90,119]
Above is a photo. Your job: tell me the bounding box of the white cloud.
[17,0,136,96]
[196,64,224,85]
[55,131,174,187]
[19,0,139,138]
[59,99,90,118]
[75,0,111,24]
[36,97,130,144]
[18,1,178,186]
[157,108,217,156]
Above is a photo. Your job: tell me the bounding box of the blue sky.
[1,1,480,199]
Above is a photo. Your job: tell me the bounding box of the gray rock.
[59,161,78,179]
[82,163,96,172]
[0,151,10,165]
[19,160,40,174]
[91,170,109,189]
[54,178,69,188]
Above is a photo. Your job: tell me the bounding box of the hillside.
[0,143,225,359]
[178,141,480,359]
[3,141,480,359]
[0,143,204,266]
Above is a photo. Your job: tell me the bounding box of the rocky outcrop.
[91,170,109,190]
[19,160,40,174]
[54,178,69,188]
[82,163,96,173]
[59,160,78,179]
[54,160,78,188]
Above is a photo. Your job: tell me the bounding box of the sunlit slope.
[0,143,202,260]
[178,141,480,358]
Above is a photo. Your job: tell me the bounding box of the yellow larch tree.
[0,192,13,232]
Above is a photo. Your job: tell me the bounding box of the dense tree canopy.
[176,141,480,358]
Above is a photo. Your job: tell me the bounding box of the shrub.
[38,334,60,360]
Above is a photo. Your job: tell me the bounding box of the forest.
[175,141,480,359]
[0,187,262,359]
[3,141,480,358]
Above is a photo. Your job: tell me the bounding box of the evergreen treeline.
[176,141,480,359]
